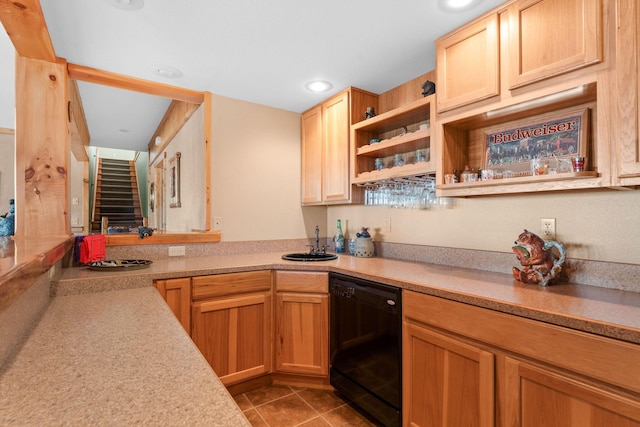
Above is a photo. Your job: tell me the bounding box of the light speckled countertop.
[53,251,640,345]
[2,250,639,425]
[0,287,250,426]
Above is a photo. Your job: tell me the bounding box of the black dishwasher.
[329,273,402,427]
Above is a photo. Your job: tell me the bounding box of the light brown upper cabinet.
[508,0,603,89]
[301,87,378,205]
[433,0,622,197]
[301,106,323,204]
[436,13,500,112]
[614,0,640,186]
[322,92,351,203]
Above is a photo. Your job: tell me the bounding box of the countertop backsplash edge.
[103,239,640,293]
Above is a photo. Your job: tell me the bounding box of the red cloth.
[79,235,106,264]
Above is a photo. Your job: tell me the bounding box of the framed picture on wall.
[483,109,589,175]
[169,152,181,208]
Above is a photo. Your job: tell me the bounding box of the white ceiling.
[2,0,507,151]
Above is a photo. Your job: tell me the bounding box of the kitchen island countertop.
[0,286,250,426]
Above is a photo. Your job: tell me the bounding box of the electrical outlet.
[384,217,391,233]
[168,246,186,257]
[540,218,556,240]
[213,217,222,230]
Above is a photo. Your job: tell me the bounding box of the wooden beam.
[68,78,90,162]
[148,100,200,165]
[0,0,56,61]
[68,63,205,104]
[15,56,70,237]
[105,230,221,246]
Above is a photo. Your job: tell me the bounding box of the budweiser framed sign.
[483,109,589,176]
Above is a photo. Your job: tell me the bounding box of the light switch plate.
[213,217,222,230]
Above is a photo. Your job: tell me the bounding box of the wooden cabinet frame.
[434,0,622,196]
[403,290,640,426]
[403,319,495,427]
[301,87,378,206]
[274,271,329,382]
[436,13,500,112]
[154,277,191,333]
[505,357,640,426]
[508,0,603,89]
[190,270,273,386]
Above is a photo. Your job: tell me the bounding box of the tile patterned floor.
[233,384,376,427]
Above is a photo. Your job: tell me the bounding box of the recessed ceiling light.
[305,80,333,93]
[154,65,183,79]
[437,0,481,12]
[110,0,144,11]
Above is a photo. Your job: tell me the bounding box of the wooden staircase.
[92,158,143,233]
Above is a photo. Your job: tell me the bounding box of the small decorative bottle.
[334,219,345,253]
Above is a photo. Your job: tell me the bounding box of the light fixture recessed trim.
[110,0,144,11]
[437,0,481,13]
[305,80,333,93]
[154,65,183,79]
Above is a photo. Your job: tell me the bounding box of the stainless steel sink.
[282,253,338,262]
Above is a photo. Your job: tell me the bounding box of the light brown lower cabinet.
[154,277,191,333]
[190,270,273,386]
[403,290,640,427]
[504,357,640,426]
[403,320,495,426]
[274,271,329,379]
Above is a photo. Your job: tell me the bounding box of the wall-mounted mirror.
[68,64,211,238]
[0,23,15,223]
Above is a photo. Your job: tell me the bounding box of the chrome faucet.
[308,225,326,254]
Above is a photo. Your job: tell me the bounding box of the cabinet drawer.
[192,270,272,301]
[275,271,328,293]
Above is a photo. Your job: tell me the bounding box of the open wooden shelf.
[353,161,434,184]
[437,81,601,196]
[352,95,434,133]
[352,94,435,186]
[437,172,601,196]
[356,129,430,158]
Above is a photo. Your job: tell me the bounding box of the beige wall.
[0,131,14,213]
[210,94,325,241]
[328,189,640,265]
[164,104,207,232]
[206,94,640,265]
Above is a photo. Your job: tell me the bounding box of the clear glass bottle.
[334,219,345,253]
